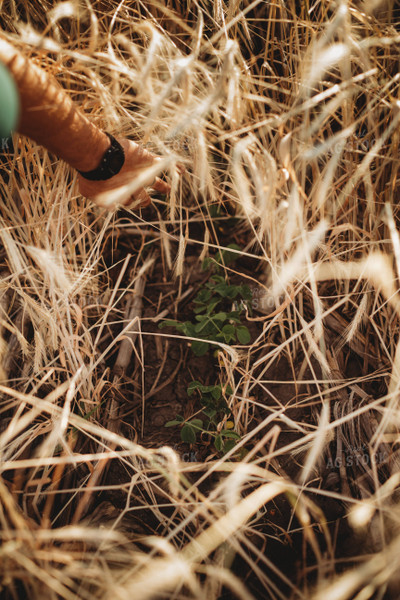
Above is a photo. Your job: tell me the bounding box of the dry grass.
[1,0,400,598]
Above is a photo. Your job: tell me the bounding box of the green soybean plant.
[159,244,252,356]
[165,381,240,454]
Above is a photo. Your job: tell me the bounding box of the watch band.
[78,133,125,181]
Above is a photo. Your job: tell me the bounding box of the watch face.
[103,137,125,178]
[108,148,124,176]
[79,135,125,180]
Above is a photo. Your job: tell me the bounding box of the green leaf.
[181,424,197,444]
[225,286,240,299]
[158,319,180,329]
[236,326,251,344]
[226,243,241,251]
[196,384,216,393]
[203,386,215,393]
[220,430,240,439]
[200,394,213,409]
[213,312,228,322]
[220,323,236,343]
[209,274,225,285]
[195,288,212,303]
[189,419,203,429]
[202,257,212,271]
[195,314,208,322]
[182,322,197,337]
[222,439,237,453]
[209,205,221,219]
[203,407,217,420]
[214,283,231,297]
[191,340,210,356]
[205,298,221,314]
[227,311,241,322]
[222,324,235,335]
[214,435,223,452]
[194,320,209,333]
[239,284,252,301]
[165,418,184,428]
[215,244,241,267]
[201,322,218,337]
[187,381,202,396]
[193,305,207,314]
[211,386,222,400]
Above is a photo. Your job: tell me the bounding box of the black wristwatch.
[78,133,125,181]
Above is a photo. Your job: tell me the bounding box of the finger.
[151,176,171,194]
[124,188,152,209]
[135,188,152,208]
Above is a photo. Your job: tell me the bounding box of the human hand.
[77,138,171,209]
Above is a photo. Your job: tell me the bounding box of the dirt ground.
[89,206,386,598]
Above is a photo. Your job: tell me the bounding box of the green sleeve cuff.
[0,61,20,140]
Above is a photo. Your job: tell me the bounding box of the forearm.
[0,39,109,172]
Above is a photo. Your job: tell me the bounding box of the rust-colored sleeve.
[0,38,109,172]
